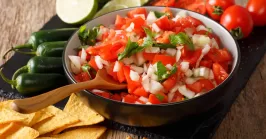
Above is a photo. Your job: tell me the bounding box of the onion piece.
[142,75,150,92]
[130,65,144,74]
[130,70,140,81]
[133,14,145,20]
[178,85,195,99]
[139,96,149,103]
[70,62,80,74]
[145,46,160,53]
[113,61,120,72]
[196,25,208,32]
[175,49,181,62]
[80,48,87,64]
[126,22,135,32]
[195,44,211,67]
[149,80,164,94]
[136,52,145,66]
[166,48,177,56]
[69,55,81,74]
[180,62,190,72]
[152,23,161,33]
[168,91,175,102]
[146,12,157,24]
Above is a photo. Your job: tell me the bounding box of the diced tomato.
[153,54,176,65]
[213,63,229,84]
[86,45,105,56]
[95,92,111,99]
[124,94,139,103]
[162,75,177,92]
[143,52,156,62]
[88,57,99,71]
[199,60,213,68]
[156,31,175,43]
[74,73,82,82]
[174,0,206,14]
[115,15,126,29]
[171,91,184,102]
[99,41,125,61]
[127,8,147,19]
[110,94,122,101]
[106,62,118,81]
[151,0,176,7]
[120,92,128,97]
[123,66,141,94]
[117,62,126,83]
[149,92,168,104]
[186,81,202,93]
[219,62,229,73]
[183,49,202,66]
[149,94,161,104]
[206,48,232,63]
[186,16,204,27]
[162,7,174,18]
[133,87,149,97]
[198,79,215,91]
[155,16,175,30]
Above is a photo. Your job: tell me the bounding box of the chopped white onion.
[135,101,142,104]
[184,28,194,37]
[97,27,108,40]
[136,52,145,66]
[134,14,146,20]
[166,48,177,56]
[175,49,181,62]
[211,38,219,49]
[145,46,160,53]
[192,35,211,48]
[115,30,123,34]
[195,44,211,67]
[146,12,157,24]
[142,75,150,92]
[193,67,210,78]
[130,65,144,74]
[122,56,135,65]
[80,48,87,64]
[151,73,158,81]
[209,70,214,80]
[113,61,120,72]
[180,62,190,72]
[178,85,195,99]
[146,102,152,105]
[91,89,105,93]
[168,91,175,102]
[194,93,202,98]
[126,22,135,32]
[95,56,103,69]
[147,64,155,77]
[185,78,198,84]
[130,70,140,81]
[196,25,208,32]
[165,64,173,70]
[152,23,161,33]
[143,63,148,73]
[150,80,164,94]
[178,10,188,18]
[139,96,149,103]
[129,32,140,42]
[69,55,81,74]
[169,84,179,94]
[185,69,193,77]
[160,49,166,53]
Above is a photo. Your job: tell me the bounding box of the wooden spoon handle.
[12,80,98,113]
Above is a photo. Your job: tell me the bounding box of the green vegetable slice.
[154,11,170,18]
[118,39,141,60]
[155,94,165,102]
[156,62,177,82]
[153,43,176,49]
[81,64,93,79]
[169,32,195,50]
[78,25,100,46]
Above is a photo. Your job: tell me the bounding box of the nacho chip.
[6,124,39,139]
[29,108,54,126]
[52,126,106,139]
[53,93,104,134]
[0,123,15,136]
[0,108,27,124]
[0,101,35,126]
[35,137,57,139]
[0,122,22,138]
[32,106,79,135]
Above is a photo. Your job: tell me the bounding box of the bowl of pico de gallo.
[63,6,240,127]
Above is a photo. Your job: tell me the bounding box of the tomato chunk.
[162,75,177,92]
[123,66,141,93]
[115,15,126,29]
[213,63,229,84]
[155,16,175,30]
[127,8,147,18]
[153,54,176,65]
[124,94,138,103]
[133,87,149,97]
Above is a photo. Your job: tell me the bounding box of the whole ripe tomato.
[175,0,206,14]
[246,0,266,26]
[220,5,253,39]
[206,0,235,21]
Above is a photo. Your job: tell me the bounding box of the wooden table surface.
[0,0,265,139]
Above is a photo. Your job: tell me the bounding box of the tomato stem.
[230,27,244,40]
[212,6,223,15]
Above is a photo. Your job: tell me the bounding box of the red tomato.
[206,48,232,63]
[171,91,184,102]
[78,50,90,61]
[127,8,147,19]
[153,54,176,65]
[120,92,128,97]
[213,63,229,84]
[148,93,168,104]
[124,94,138,103]
[155,16,175,30]
[106,63,118,81]
[246,0,266,26]
[80,72,90,81]
[199,60,213,68]
[156,31,175,44]
[143,52,156,62]
[99,41,125,61]
[115,15,126,29]
[110,94,122,101]
[198,79,215,91]
[182,49,202,66]
[123,66,141,94]
[219,62,229,73]
[95,92,111,99]
[186,81,202,93]
[88,57,99,71]
[117,62,126,83]
[162,75,177,92]
[133,87,149,97]
[149,94,161,104]
[74,73,82,82]
[220,5,253,39]
[175,0,206,14]
[162,7,174,18]
[206,0,235,21]
[151,0,175,7]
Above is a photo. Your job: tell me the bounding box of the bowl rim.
[63,6,241,107]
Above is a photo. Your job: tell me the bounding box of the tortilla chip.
[53,93,104,134]
[0,108,28,124]
[29,108,54,126]
[0,101,35,126]
[0,123,15,136]
[32,106,79,135]
[35,137,57,139]
[52,126,106,139]
[6,124,39,139]
[0,122,22,138]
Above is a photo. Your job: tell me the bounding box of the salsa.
[68,8,232,105]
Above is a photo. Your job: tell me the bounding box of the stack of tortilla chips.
[0,93,106,139]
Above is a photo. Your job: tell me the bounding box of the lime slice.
[113,0,141,7]
[94,3,128,18]
[56,0,98,24]
[140,0,149,5]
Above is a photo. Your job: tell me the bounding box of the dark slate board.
[0,15,265,139]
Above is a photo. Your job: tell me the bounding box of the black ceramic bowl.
[63,6,240,127]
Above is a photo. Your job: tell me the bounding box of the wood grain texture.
[0,0,265,139]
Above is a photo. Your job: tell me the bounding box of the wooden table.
[0,0,265,139]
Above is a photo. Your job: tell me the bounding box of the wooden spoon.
[11,69,127,114]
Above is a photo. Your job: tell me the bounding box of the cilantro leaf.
[161,64,177,81]
[78,25,100,46]
[118,39,141,60]
[156,61,168,81]
[169,32,195,50]
[154,11,170,18]
[81,64,92,79]
[155,94,165,102]
[153,43,176,49]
